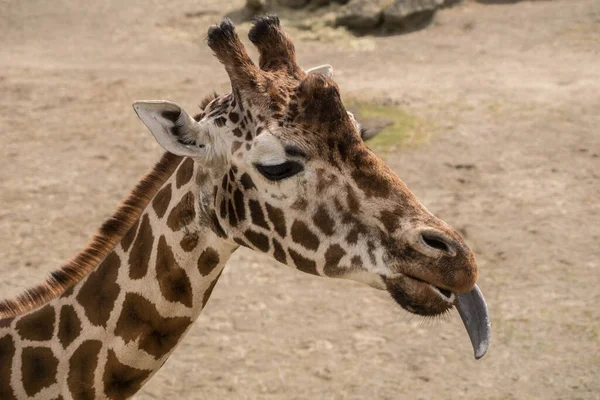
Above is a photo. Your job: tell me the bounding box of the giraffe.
[0,16,490,400]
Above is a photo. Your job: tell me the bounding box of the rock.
[242,0,457,34]
[335,0,389,31]
[246,0,267,10]
[382,0,443,32]
[441,0,463,5]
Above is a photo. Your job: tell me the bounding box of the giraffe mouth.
[383,274,454,316]
[383,274,491,360]
[405,274,455,303]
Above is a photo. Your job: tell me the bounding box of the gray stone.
[384,0,443,18]
[442,0,463,6]
[382,0,442,32]
[246,0,267,10]
[335,0,389,31]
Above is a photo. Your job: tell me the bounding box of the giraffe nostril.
[422,235,450,252]
[419,231,456,256]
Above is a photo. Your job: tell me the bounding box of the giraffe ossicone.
[0,15,490,399]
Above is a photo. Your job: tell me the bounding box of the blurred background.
[0,0,598,398]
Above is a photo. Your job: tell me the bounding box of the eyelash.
[255,161,304,181]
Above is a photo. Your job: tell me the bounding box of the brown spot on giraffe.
[313,205,335,236]
[175,157,195,188]
[15,304,55,341]
[291,220,320,251]
[221,173,228,191]
[129,214,154,279]
[0,317,12,328]
[152,184,172,219]
[240,173,256,190]
[198,247,220,276]
[0,335,17,400]
[248,199,269,229]
[114,293,191,359]
[345,223,367,245]
[265,203,286,237]
[68,340,102,400]
[219,198,228,220]
[77,252,121,327]
[272,238,287,264]
[379,207,402,233]
[156,236,194,308]
[291,197,308,211]
[180,233,200,252]
[103,349,152,400]
[21,346,59,396]
[167,192,196,232]
[288,249,318,275]
[323,244,347,277]
[229,111,240,123]
[120,217,140,252]
[244,230,270,252]
[228,199,238,227]
[58,305,81,349]
[351,255,363,268]
[233,189,246,222]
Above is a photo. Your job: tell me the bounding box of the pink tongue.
[456,284,491,359]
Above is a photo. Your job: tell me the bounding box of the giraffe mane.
[0,93,221,319]
[0,151,184,318]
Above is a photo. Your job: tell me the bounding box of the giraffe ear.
[133,100,211,158]
[306,64,333,78]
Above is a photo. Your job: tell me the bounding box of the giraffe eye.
[255,161,303,181]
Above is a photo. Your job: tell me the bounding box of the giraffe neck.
[0,157,237,400]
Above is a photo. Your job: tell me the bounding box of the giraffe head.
[134,16,490,358]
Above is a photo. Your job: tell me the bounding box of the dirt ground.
[1,0,599,399]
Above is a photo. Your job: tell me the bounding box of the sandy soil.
[1,0,599,399]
